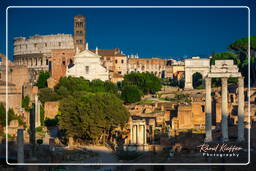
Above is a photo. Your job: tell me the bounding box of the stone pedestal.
[237,77,245,142]
[221,77,229,142]
[17,129,24,163]
[205,77,212,142]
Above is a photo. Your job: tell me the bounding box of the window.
[121,59,124,64]
[45,43,47,47]
[115,60,118,64]
[58,42,61,46]
[34,43,37,48]
[85,66,89,74]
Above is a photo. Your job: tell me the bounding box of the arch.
[184,58,210,89]
[192,72,204,89]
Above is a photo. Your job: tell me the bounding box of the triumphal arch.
[184,57,210,89]
[204,60,244,142]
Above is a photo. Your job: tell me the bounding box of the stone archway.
[192,72,204,89]
[184,58,210,89]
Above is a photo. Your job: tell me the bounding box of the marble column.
[132,125,137,144]
[139,125,143,145]
[237,77,245,142]
[136,125,139,144]
[221,77,229,142]
[130,124,133,144]
[35,95,41,127]
[205,77,212,142]
[144,125,147,144]
[17,129,24,163]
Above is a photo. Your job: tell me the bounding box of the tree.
[22,96,30,112]
[122,72,162,94]
[54,76,90,96]
[121,85,143,103]
[0,103,25,127]
[211,52,240,65]
[58,92,130,143]
[36,72,50,88]
[38,88,60,103]
[228,36,256,86]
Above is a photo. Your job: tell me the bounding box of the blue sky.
[0,0,255,60]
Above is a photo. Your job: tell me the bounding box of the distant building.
[165,59,185,80]
[90,48,127,82]
[13,34,74,70]
[66,48,109,81]
[74,15,86,51]
[127,57,166,78]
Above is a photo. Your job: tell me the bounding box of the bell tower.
[74,15,86,51]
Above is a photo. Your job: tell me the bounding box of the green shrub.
[36,126,43,132]
[22,96,30,112]
[121,85,143,104]
[37,139,43,145]
[36,71,50,88]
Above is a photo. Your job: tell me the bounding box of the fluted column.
[35,95,41,127]
[130,124,133,144]
[205,77,212,142]
[139,125,143,145]
[221,77,229,142]
[144,125,147,144]
[132,125,136,144]
[237,77,245,142]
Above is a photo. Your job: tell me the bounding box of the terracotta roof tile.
[90,48,126,57]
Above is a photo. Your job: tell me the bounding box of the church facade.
[66,49,109,81]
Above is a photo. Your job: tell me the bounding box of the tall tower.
[74,15,86,51]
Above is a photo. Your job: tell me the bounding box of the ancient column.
[205,77,212,142]
[35,95,41,127]
[144,125,147,144]
[17,129,24,163]
[139,125,143,145]
[221,77,229,142]
[237,77,245,142]
[136,125,139,144]
[132,125,137,144]
[130,124,133,144]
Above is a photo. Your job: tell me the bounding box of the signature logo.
[197,143,243,158]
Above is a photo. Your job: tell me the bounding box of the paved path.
[63,145,118,171]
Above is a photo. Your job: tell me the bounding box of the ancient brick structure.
[44,101,59,119]
[74,15,86,51]
[90,48,127,82]
[50,49,75,82]
[127,57,166,78]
